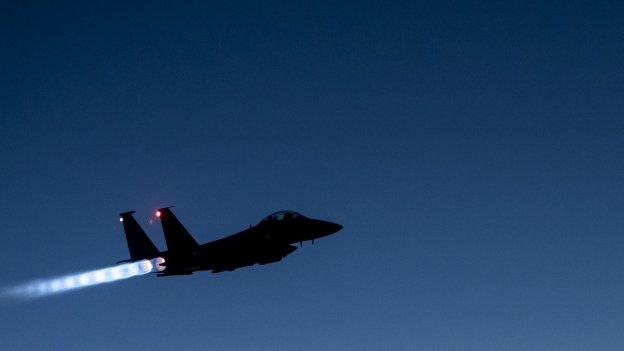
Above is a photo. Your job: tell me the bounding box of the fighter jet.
[118,208,342,275]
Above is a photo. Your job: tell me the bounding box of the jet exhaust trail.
[2,257,165,300]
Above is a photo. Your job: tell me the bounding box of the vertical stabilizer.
[119,211,160,260]
[156,207,199,253]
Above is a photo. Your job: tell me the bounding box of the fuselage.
[155,211,342,274]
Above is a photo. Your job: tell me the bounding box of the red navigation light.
[155,210,161,218]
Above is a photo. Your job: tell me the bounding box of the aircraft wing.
[203,234,299,273]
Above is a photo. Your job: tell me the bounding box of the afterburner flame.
[2,257,165,300]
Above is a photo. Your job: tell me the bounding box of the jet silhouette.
[118,208,342,275]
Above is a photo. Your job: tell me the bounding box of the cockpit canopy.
[261,210,303,222]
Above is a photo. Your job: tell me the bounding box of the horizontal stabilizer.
[157,272,194,277]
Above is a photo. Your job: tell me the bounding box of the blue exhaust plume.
[2,258,164,300]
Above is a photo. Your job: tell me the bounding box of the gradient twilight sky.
[1,1,623,350]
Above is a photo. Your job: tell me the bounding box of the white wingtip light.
[155,210,161,218]
[119,217,124,222]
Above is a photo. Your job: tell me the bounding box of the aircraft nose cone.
[325,221,343,235]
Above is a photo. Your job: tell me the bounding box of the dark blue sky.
[1,1,623,349]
